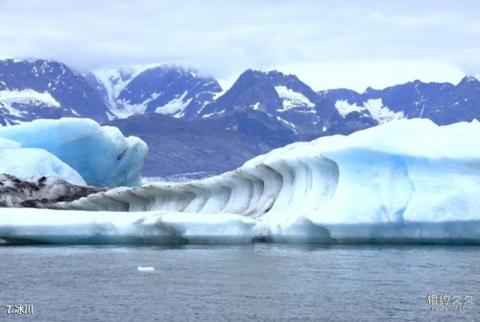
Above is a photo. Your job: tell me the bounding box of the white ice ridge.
[0,208,478,245]
[48,119,480,243]
[0,208,256,244]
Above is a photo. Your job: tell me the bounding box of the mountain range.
[1,58,479,177]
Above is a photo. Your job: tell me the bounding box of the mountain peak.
[104,64,222,119]
[0,58,74,71]
[459,75,479,84]
[239,69,297,82]
[0,58,110,125]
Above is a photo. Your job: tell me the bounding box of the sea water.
[0,245,478,321]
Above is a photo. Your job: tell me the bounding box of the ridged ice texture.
[58,119,480,229]
[58,155,339,218]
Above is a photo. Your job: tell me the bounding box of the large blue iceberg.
[0,118,147,187]
[0,137,86,186]
[1,119,480,244]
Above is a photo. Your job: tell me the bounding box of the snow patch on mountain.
[94,67,148,118]
[154,91,192,117]
[276,116,297,133]
[202,110,225,119]
[0,99,23,118]
[275,86,315,111]
[335,100,364,116]
[115,92,161,119]
[335,99,404,124]
[94,69,134,107]
[463,75,480,82]
[364,99,405,123]
[0,89,60,110]
[251,102,261,111]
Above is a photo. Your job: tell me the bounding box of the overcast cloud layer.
[0,0,478,91]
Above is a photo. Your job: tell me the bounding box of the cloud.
[0,0,478,90]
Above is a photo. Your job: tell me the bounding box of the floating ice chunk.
[0,118,147,187]
[137,266,155,272]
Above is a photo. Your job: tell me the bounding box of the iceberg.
[53,119,480,243]
[2,119,480,244]
[0,148,86,186]
[0,137,21,149]
[0,209,478,245]
[137,267,155,272]
[0,208,256,245]
[0,118,148,187]
[0,136,86,186]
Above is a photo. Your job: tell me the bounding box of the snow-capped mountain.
[2,57,480,177]
[93,66,150,119]
[0,59,111,125]
[95,65,222,119]
[108,110,296,177]
[200,69,376,137]
[318,76,480,125]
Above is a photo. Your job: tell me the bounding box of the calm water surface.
[0,245,478,322]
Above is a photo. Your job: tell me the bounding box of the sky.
[0,0,479,92]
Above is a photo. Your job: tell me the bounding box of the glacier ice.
[0,208,256,245]
[0,136,86,186]
[0,148,86,186]
[0,137,21,149]
[2,119,480,244]
[0,118,148,187]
